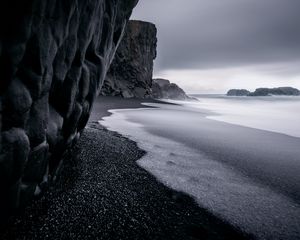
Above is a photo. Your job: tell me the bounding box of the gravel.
[0,97,251,240]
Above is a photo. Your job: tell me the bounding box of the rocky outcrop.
[100,23,193,101]
[0,0,138,221]
[152,79,194,101]
[227,89,250,96]
[227,87,300,96]
[249,87,300,96]
[101,20,157,98]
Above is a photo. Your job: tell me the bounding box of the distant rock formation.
[249,87,300,96]
[101,21,193,101]
[227,87,300,96]
[152,79,194,100]
[227,89,250,96]
[101,20,157,98]
[0,0,138,220]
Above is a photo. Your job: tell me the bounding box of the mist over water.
[188,95,300,138]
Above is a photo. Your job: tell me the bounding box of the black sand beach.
[0,96,250,240]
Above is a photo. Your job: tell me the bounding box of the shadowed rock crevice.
[0,0,138,221]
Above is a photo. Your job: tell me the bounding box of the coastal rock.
[249,87,300,96]
[101,20,157,98]
[101,21,192,101]
[0,0,138,220]
[227,87,300,96]
[152,78,194,100]
[227,89,250,96]
[0,129,30,212]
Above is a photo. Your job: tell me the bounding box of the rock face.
[0,0,138,220]
[100,23,193,101]
[249,87,300,96]
[152,79,193,100]
[227,89,250,96]
[101,20,157,98]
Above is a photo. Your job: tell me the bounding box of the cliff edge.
[101,20,157,98]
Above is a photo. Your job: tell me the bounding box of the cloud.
[157,62,300,94]
[131,0,300,74]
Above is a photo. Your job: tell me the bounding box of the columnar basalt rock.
[0,0,138,220]
[101,20,157,98]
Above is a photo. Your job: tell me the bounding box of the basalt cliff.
[101,20,157,98]
[0,0,138,221]
[101,21,193,100]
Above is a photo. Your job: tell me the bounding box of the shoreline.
[99,98,300,239]
[0,96,250,240]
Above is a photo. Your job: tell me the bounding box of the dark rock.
[152,78,195,101]
[62,102,83,138]
[19,182,39,208]
[25,94,49,148]
[7,179,22,210]
[249,87,300,96]
[0,0,138,218]
[0,129,30,221]
[226,87,300,96]
[2,78,32,129]
[77,100,91,132]
[226,89,250,96]
[23,142,49,183]
[46,106,64,150]
[0,128,30,183]
[101,20,157,98]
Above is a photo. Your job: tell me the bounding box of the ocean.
[100,95,300,239]
[183,94,300,138]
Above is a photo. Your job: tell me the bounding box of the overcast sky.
[131,0,300,93]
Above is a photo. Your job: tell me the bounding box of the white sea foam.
[100,105,300,240]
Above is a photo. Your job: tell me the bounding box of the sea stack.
[152,78,194,100]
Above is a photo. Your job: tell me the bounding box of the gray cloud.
[131,0,300,74]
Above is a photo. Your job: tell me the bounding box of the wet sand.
[126,103,300,203]
[100,101,300,239]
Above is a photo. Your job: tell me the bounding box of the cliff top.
[129,19,157,27]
